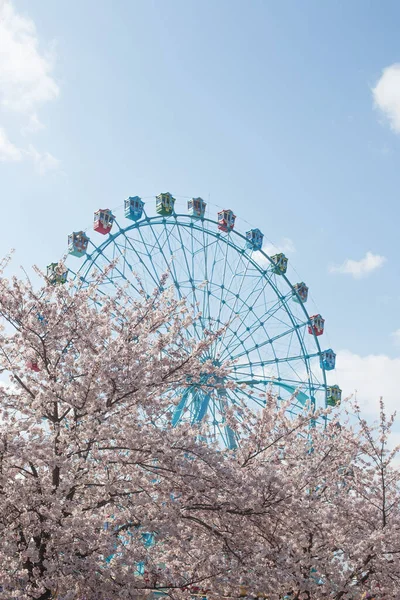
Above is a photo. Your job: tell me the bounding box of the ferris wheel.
[51,193,341,449]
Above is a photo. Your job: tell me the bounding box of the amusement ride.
[45,192,340,449]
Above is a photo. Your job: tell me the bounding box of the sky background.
[1,0,400,419]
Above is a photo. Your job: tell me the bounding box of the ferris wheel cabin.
[46,263,67,285]
[246,228,264,250]
[156,192,175,216]
[68,231,89,258]
[293,281,308,303]
[188,197,206,219]
[217,209,236,232]
[271,252,288,275]
[326,384,342,407]
[320,348,336,371]
[125,196,144,221]
[94,209,114,235]
[308,314,325,336]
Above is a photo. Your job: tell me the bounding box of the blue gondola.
[246,228,264,250]
[320,349,336,371]
[125,196,144,221]
[188,197,206,219]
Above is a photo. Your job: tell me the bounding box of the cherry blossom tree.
[0,262,398,600]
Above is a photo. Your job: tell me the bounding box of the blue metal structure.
[66,194,339,449]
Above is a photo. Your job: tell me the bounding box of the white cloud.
[329,251,386,279]
[260,237,296,257]
[0,129,58,173]
[331,350,400,424]
[26,144,59,175]
[22,113,44,135]
[0,0,59,114]
[373,64,400,133]
[0,1,59,171]
[0,126,22,161]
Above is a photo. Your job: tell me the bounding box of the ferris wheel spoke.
[161,222,184,294]
[229,320,309,362]
[109,230,149,288]
[173,220,204,334]
[235,377,312,408]
[208,235,228,330]
[84,242,144,296]
[227,383,267,411]
[220,308,299,362]
[215,391,237,449]
[231,352,319,370]
[167,223,208,341]
[144,218,203,341]
[229,264,282,317]
[201,222,213,327]
[217,283,295,362]
[215,309,262,362]
[212,239,232,356]
[218,260,313,384]
[170,391,188,427]
[192,390,212,424]
[197,230,222,331]
[288,316,314,386]
[220,292,310,364]
[218,304,293,361]
[215,238,247,322]
[120,225,163,291]
[215,248,254,355]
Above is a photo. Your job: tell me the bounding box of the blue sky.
[1,0,400,416]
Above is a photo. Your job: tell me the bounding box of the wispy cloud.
[332,350,400,418]
[0,0,60,172]
[0,127,59,174]
[372,63,400,134]
[254,237,296,267]
[261,237,296,257]
[329,251,386,279]
[0,126,22,161]
[0,0,59,114]
[26,144,59,175]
